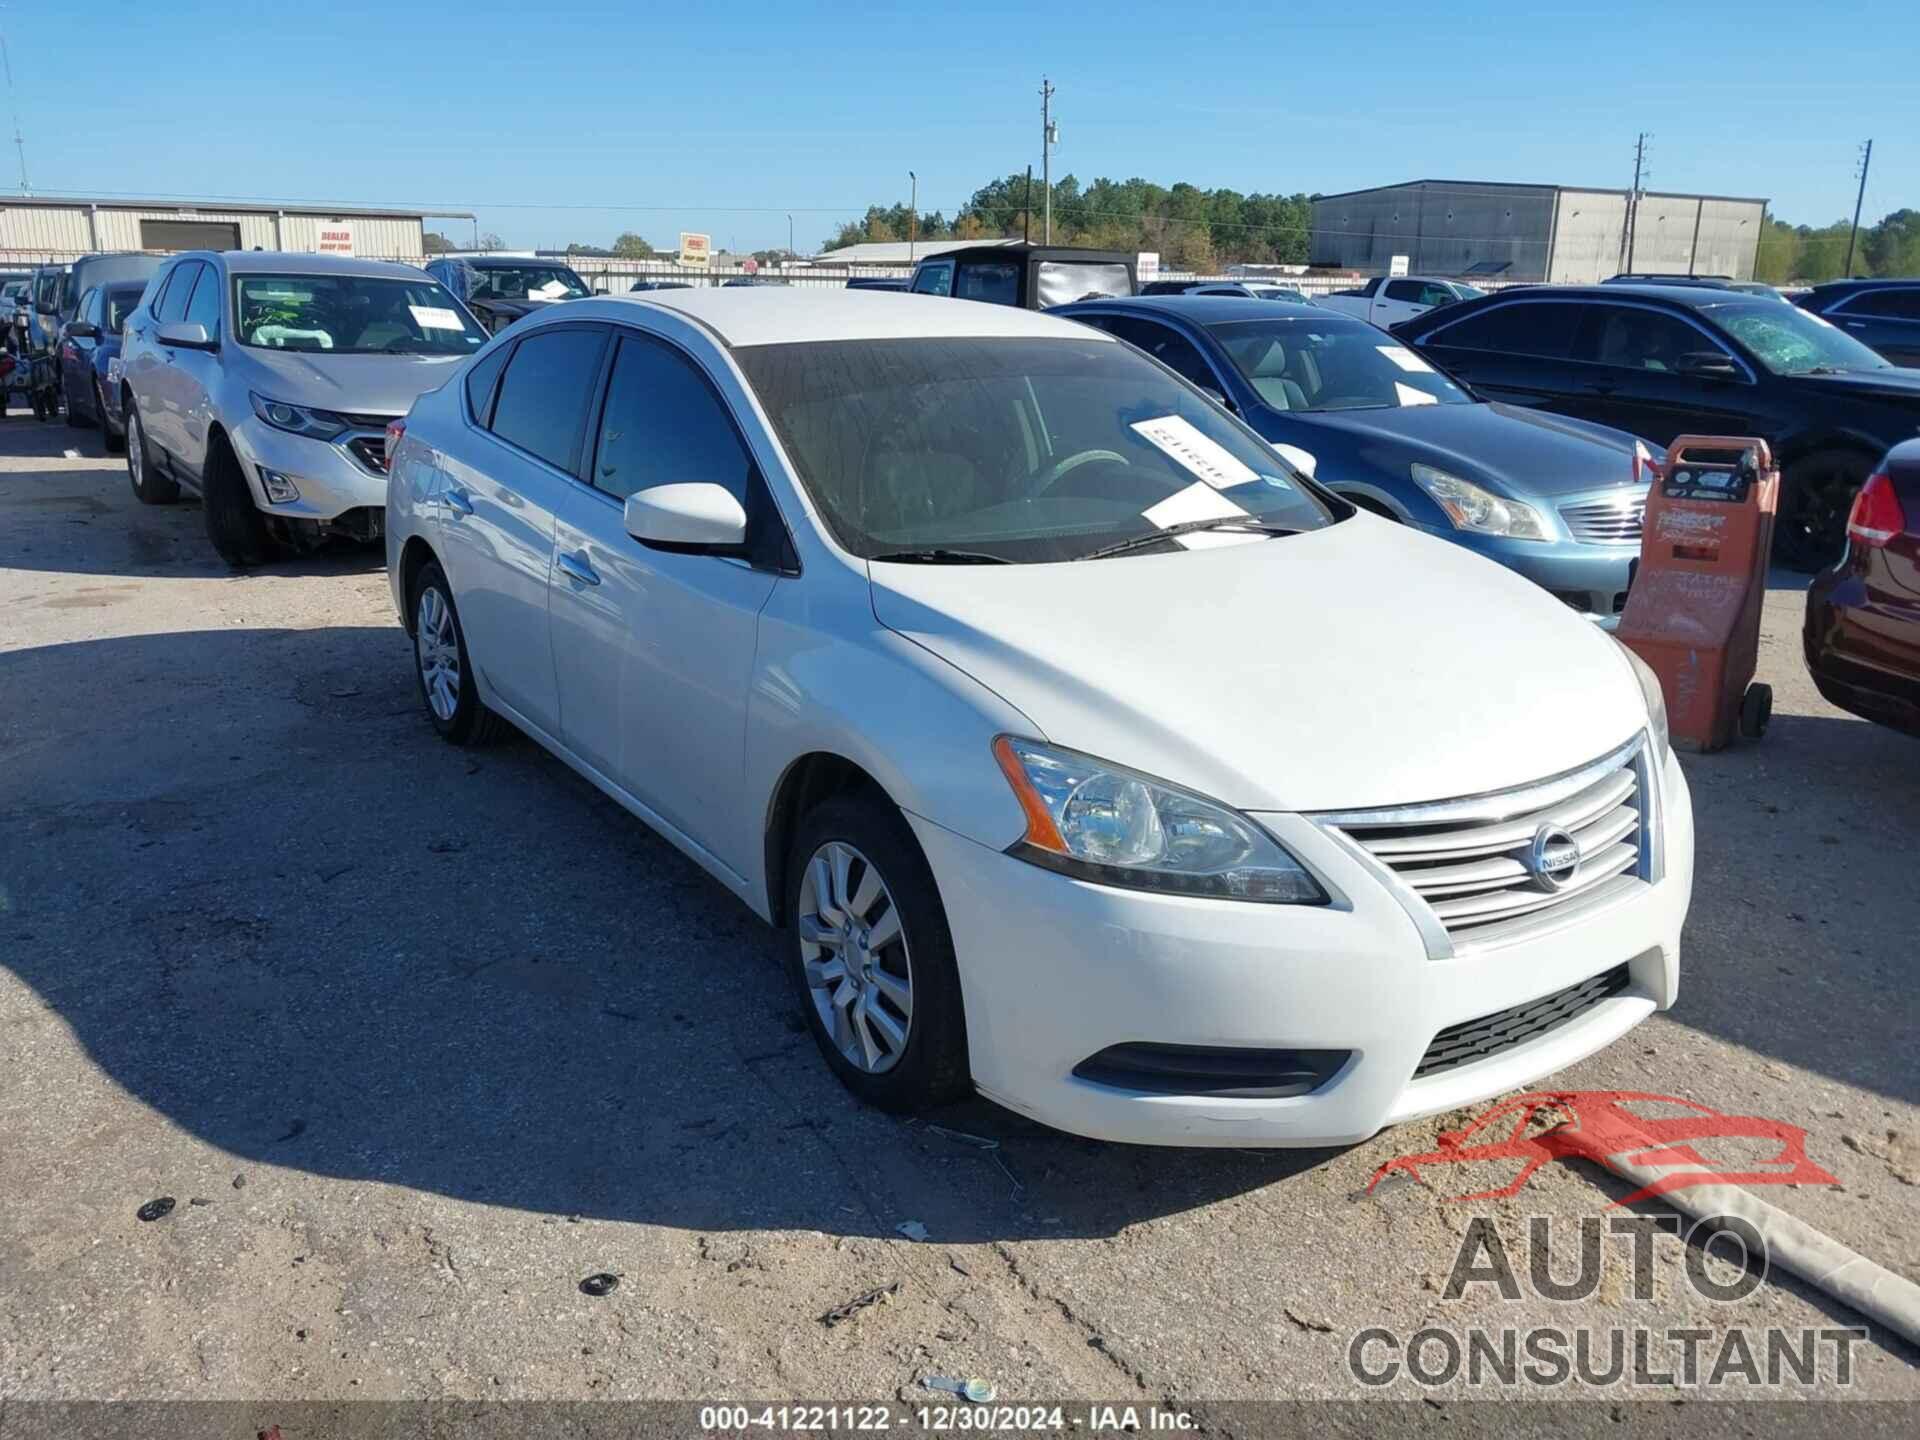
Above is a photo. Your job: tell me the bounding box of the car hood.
[1264,401,1644,499]
[241,347,471,416]
[868,515,1646,813]
[1789,367,1920,405]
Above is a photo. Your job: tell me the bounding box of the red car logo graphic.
[1369,1090,1837,1205]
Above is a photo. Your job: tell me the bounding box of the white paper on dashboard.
[1130,415,1261,490]
[409,305,465,331]
[538,280,570,298]
[1395,382,1439,407]
[1376,344,1434,373]
[1142,481,1249,532]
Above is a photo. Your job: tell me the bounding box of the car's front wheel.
[1778,449,1869,572]
[125,405,179,504]
[409,559,512,746]
[202,435,275,568]
[785,795,970,1113]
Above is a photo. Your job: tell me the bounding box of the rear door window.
[1097,316,1223,392]
[486,325,609,474]
[1385,279,1425,303]
[1573,305,1733,372]
[955,260,1021,305]
[1838,288,1920,320]
[1424,300,1585,358]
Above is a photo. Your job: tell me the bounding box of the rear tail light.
[1846,472,1905,548]
[383,418,406,472]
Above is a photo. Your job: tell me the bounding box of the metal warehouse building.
[0,195,472,264]
[1310,180,1769,285]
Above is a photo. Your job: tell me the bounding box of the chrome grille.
[1317,738,1652,952]
[1560,495,1645,544]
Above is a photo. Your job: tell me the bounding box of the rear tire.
[1778,449,1869,572]
[202,434,274,569]
[784,794,970,1113]
[1740,683,1773,740]
[409,560,513,746]
[125,405,179,504]
[97,381,125,453]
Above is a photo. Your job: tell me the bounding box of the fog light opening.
[257,468,301,504]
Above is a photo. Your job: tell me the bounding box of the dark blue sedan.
[59,279,147,453]
[1052,295,1656,626]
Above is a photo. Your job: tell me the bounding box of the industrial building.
[0,195,472,264]
[1310,179,1769,285]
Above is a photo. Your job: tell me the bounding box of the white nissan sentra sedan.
[385,290,1693,1148]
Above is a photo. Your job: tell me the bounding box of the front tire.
[409,560,512,746]
[202,435,274,569]
[785,794,970,1113]
[1778,449,1869,572]
[125,404,179,504]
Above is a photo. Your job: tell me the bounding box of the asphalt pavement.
[1,412,1915,1415]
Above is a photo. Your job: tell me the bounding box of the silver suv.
[119,251,487,567]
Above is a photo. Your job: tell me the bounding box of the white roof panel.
[574,289,1115,348]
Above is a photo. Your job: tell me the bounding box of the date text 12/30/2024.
[699,1404,1198,1432]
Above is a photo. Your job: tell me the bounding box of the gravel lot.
[2,414,1916,1413]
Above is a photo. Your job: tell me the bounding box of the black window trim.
[473,320,612,482]
[1829,285,1920,322]
[1419,296,1757,384]
[569,321,799,575]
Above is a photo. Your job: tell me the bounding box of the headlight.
[250,392,347,441]
[1617,642,1671,759]
[1409,464,1550,541]
[991,737,1325,904]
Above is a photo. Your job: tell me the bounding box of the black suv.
[1794,279,1920,368]
[907,243,1135,309]
[1394,283,1920,566]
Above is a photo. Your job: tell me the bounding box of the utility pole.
[1619,132,1648,274]
[0,29,27,193]
[1040,77,1056,243]
[1844,139,1873,277]
[908,171,917,263]
[787,213,794,259]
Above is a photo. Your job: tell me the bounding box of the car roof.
[1475,283,1762,310]
[1060,294,1329,323]
[1808,276,1919,292]
[568,289,1120,347]
[176,250,436,281]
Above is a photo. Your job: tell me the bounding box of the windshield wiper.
[869,548,1013,565]
[1075,517,1301,562]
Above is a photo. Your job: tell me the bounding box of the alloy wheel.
[127,412,144,488]
[797,840,913,1073]
[415,586,461,722]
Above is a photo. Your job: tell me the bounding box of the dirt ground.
[2,412,1916,1415]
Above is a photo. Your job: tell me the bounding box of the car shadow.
[0,625,1335,1244]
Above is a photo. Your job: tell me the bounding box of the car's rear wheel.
[202,434,274,568]
[1778,449,1869,572]
[409,560,512,746]
[785,795,969,1113]
[97,381,125,454]
[125,405,179,504]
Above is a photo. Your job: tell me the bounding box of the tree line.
[1754,210,1920,283]
[827,173,1314,271]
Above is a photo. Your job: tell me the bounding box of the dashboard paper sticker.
[1142,481,1247,531]
[1394,382,1439,407]
[409,305,465,331]
[1131,415,1260,490]
[1376,344,1434,373]
[538,280,571,299]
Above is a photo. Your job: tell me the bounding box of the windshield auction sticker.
[408,306,466,331]
[1130,415,1261,490]
[1376,344,1435,373]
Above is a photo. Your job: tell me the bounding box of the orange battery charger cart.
[1617,436,1778,752]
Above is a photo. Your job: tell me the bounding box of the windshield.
[234,274,486,355]
[1209,318,1474,412]
[734,337,1337,563]
[468,263,590,301]
[103,286,145,332]
[1712,302,1891,375]
[1456,283,1488,301]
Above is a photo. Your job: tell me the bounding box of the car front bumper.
[228,415,388,524]
[915,747,1692,1148]
[1411,522,1637,630]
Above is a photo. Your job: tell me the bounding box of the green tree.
[612,232,654,259]
[422,231,454,254]
[1863,209,1920,277]
[477,231,504,253]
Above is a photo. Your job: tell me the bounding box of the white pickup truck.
[1315,275,1486,328]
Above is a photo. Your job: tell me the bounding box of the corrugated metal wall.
[0,204,426,261]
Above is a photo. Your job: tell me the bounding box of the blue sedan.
[1052,295,1658,626]
[59,279,147,453]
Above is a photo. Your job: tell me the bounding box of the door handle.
[445,488,474,517]
[556,550,601,587]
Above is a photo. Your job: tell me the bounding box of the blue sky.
[11,1,1915,254]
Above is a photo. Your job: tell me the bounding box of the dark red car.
[1804,437,1920,736]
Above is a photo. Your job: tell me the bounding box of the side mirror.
[623,483,747,551]
[1675,351,1738,379]
[66,320,97,339]
[1200,386,1236,414]
[156,321,216,351]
